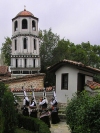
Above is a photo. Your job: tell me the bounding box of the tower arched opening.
[14,21,18,31]
[22,19,28,29]
[32,20,36,30]
[23,38,27,49]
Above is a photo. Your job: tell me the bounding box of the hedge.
[66,91,100,133]
[0,110,4,133]
[17,114,51,133]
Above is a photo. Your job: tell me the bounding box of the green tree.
[39,28,59,86]
[52,39,71,64]
[71,46,87,64]
[0,82,17,133]
[66,91,100,133]
[1,37,11,66]
[39,28,59,70]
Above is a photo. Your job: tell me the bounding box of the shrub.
[2,91,17,133]
[0,82,18,133]
[0,110,4,133]
[66,91,100,133]
[0,82,7,107]
[17,114,51,133]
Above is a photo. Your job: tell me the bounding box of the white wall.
[85,75,93,83]
[12,17,38,36]
[55,66,79,103]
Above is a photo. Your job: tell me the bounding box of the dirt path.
[50,121,71,133]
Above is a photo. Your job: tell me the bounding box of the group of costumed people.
[21,86,60,128]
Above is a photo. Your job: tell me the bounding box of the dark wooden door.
[77,73,85,92]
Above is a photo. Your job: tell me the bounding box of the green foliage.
[93,74,100,83]
[39,28,59,85]
[0,82,7,108]
[1,37,11,65]
[0,82,17,133]
[17,114,51,133]
[39,29,100,84]
[15,128,33,133]
[2,91,17,133]
[39,28,59,67]
[0,110,4,133]
[66,91,100,133]
[52,39,70,63]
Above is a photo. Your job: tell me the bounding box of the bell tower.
[11,7,41,77]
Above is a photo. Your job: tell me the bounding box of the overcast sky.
[0,0,100,50]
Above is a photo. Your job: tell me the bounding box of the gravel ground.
[50,121,71,133]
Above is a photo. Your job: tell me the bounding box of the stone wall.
[8,76,44,89]
[0,73,45,90]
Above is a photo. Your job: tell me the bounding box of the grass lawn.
[15,128,34,133]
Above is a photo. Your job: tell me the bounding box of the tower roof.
[16,9,34,17]
[12,8,38,21]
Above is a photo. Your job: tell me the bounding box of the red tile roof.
[11,87,53,92]
[12,9,38,21]
[47,59,100,74]
[86,80,100,90]
[0,66,9,75]
[16,9,34,17]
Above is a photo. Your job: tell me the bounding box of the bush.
[0,82,17,133]
[15,128,33,133]
[66,91,100,133]
[0,110,4,133]
[0,82,7,107]
[17,114,51,133]
[2,91,17,133]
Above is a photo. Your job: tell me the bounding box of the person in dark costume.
[50,89,60,124]
[39,88,51,128]
[29,86,37,118]
[21,87,30,116]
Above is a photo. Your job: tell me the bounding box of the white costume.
[50,90,57,106]
[22,87,29,106]
[29,86,37,118]
[39,99,48,106]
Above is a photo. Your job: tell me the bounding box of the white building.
[11,8,41,77]
[48,59,100,103]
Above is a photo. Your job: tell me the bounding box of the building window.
[16,59,18,68]
[33,59,35,67]
[24,58,27,68]
[22,19,28,29]
[34,39,36,50]
[15,40,17,50]
[14,21,18,31]
[23,38,27,49]
[61,73,68,90]
[32,20,36,30]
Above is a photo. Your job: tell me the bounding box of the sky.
[0,0,100,50]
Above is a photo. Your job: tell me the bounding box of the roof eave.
[47,62,100,74]
[12,16,39,21]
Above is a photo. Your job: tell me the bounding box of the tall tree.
[52,39,71,64]
[39,28,59,86]
[1,37,11,66]
[39,28,59,71]
[70,44,88,64]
